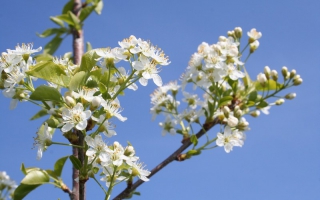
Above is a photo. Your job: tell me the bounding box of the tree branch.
[113,117,220,200]
[72,0,84,200]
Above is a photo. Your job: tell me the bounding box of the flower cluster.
[0,171,17,199]
[0,43,41,109]
[85,135,150,187]
[151,27,301,154]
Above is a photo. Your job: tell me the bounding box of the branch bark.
[72,1,84,200]
[113,118,220,200]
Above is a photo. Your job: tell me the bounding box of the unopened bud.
[250,110,260,117]
[124,146,135,156]
[264,66,271,79]
[228,30,235,38]
[290,69,296,79]
[234,105,240,113]
[234,27,242,38]
[257,73,267,86]
[281,66,288,80]
[271,70,278,81]
[293,78,303,85]
[65,96,76,107]
[223,106,230,117]
[250,40,260,53]
[237,121,249,131]
[285,93,296,100]
[91,96,101,108]
[275,99,285,105]
[235,110,243,118]
[227,115,239,127]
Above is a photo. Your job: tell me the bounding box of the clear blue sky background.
[0,0,319,200]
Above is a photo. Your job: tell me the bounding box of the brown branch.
[113,117,220,200]
[72,0,84,200]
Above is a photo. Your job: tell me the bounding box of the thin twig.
[113,117,220,200]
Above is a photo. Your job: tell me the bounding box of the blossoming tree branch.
[0,1,302,200]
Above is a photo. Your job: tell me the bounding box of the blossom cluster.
[85,135,150,186]
[0,171,17,199]
[150,27,301,154]
[0,43,41,109]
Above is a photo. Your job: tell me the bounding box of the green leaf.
[37,28,65,38]
[26,61,70,87]
[186,149,201,156]
[30,85,63,102]
[69,71,87,91]
[56,14,75,27]
[64,52,73,59]
[248,91,258,101]
[43,35,63,55]
[20,163,27,175]
[255,80,282,91]
[34,54,53,62]
[79,5,95,22]
[94,0,103,14]
[45,170,59,180]
[50,16,65,27]
[190,134,198,146]
[69,155,82,170]
[62,0,74,14]
[256,100,269,108]
[86,42,92,52]
[54,156,69,177]
[46,117,60,128]
[13,184,41,200]
[98,82,107,93]
[80,49,99,72]
[68,11,82,30]
[218,96,233,107]
[21,170,50,185]
[30,109,48,120]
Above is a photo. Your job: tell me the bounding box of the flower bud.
[250,110,260,117]
[290,69,296,79]
[228,30,235,38]
[234,27,242,38]
[271,70,278,81]
[275,99,285,105]
[124,146,135,156]
[223,106,230,118]
[264,66,271,79]
[285,93,296,100]
[227,115,239,127]
[237,120,249,131]
[281,66,288,80]
[65,96,76,107]
[257,73,267,87]
[91,96,101,108]
[235,110,243,118]
[250,40,260,53]
[293,78,303,85]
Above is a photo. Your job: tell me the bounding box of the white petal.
[62,123,74,132]
[152,74,162,86]
[139,77,148,86]
[76,120,87,130]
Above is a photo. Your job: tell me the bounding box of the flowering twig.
[113,117,220,199]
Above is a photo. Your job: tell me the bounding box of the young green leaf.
[68,11,82,30]
[190,134,198,146]
[37,28,65,38]
[13,184,41,200]
[79,5,95,22]
[69,71,87,91]
[43,35,63,55]
[30,109,48,120]
[80,49,99,72]
[26,61,70,87]
[50,16,65,27]
[86,42,92,52]
[94,0,104,14]
[30,85,63,102]
[21,170,50,185]
[62,0,74,14]
[69,155,82,170]
[54,156,69,177]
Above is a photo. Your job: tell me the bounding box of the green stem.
[105,166,118,200]
[93,176,108,195]
[51,141,84,149]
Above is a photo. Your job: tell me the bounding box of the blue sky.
[0,0,320,200]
